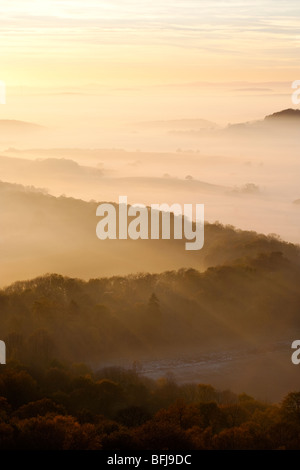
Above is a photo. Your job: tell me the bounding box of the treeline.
[1,250,300,365]
[0,361,299,450]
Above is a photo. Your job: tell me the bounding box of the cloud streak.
[1,1,299,88]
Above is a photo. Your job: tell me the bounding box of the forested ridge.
[1,248,300,366]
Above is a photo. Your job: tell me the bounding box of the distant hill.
[0,180,298,286]
[224,108,300,136]
[150,109,300,138]
[265,108,300,122]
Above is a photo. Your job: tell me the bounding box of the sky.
[1,0,300,88]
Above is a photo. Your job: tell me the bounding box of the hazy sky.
[0,2,299,253]
[1,0,300,88]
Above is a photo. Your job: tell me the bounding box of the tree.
[281,392,300,419]
[27,329,55,365]
[116,406,151,427]
[148,293,161,319]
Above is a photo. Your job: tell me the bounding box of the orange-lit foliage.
[0,361,299,450]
